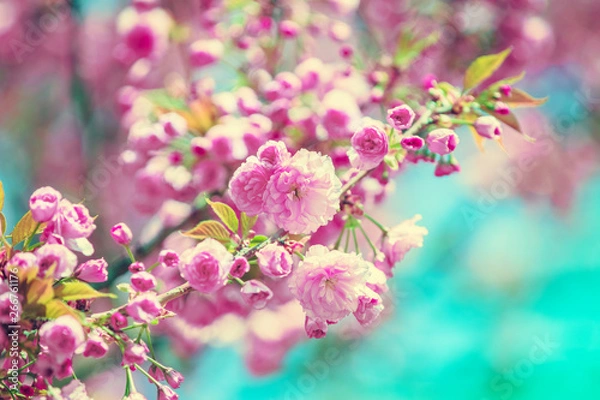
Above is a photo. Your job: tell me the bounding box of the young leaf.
[54,281,117,301]
[0,213,6,235]
[45,299,85,320]
[249,234,269,246]
[11,211,39,246]
[241,212,258,238]
[488,71,526,93]
[490,110,536,143]
[467,126,486,153]
[26,278,54,306]
[501,88,548,108]
[0,181,4,211]
[206,199,239,233]
[182,220,231,241]
[394,30,440,70]
[464,48,512,91]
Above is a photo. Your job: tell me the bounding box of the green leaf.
[182,220,231,242]
[0,181,4,211]
[490,110,536,143]
[464,47,512,91]
[206,199,239,233]
[488,71,526,93]
[26,278,54,305]
[394,30,440,70]
[249,234,269,246]
[240,212,258,238]
[11,211,38,246]
[501,88,548,108]
[54,281,117,301]
[45,299,84,321]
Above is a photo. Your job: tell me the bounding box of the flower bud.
[111,223,133,246]
[256,243,293,278]
[158,250,180,268]
[229,257,250,278]
[240,280,273,310]
[426,129,459,155]
[305,316,327,339]
[279,20,299,38]
[434,157,461,177]
[165,368,184,389]
[473,116,502,139]
[387,105,416,130]
[400,136,424,151]
[499,85,512,97]
[75,258,108,283]
[129,261,146,273]
[189,39,223,68]
[82,332,109,359]
[29,186,62,222]
[158,386,179,400]
[348,123,389,170]
[131,271,157,292]
[110,312,128,331]
[122,342,148,366]
[494,101,510,115]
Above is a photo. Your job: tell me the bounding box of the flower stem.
[364,214,387,233]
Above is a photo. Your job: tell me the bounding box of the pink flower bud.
[190,137,212,158]
[122,342,148,366]
[348,124,389,170]
[256,243,293,278]
[401,136,424,151]
[189,39,223,68]
[39,316,85,363]
[82,333,109,359]
[110,312,128,331]
[159,250,179,268]
[279,20,299,38]
[29,186,62,222]
[111,223,133,246]
[494,101,510,115]
[353,295,384,326]
[126,293,162,323]
[240,280,273,310]
[340,45,353,59]
[158,386,179,400]
[75,258,108,283]
[434,158,461,177]
[159,112,187,138]
[131,271,157,292]
[129,261,146,273]
[149,365,166,382]
[473,116,502,139]
[305,316,327,339]
[499,85,512,97]
[165,368,184,389]
[387,105,416,130]
[229,257,250,278]
[426,129,459,155]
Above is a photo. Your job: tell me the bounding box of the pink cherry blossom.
[256,243,293,278]
[126,293,162,323]
[426,129,460,155]
[263,149,342,234]
[75,258,108,283]
[35,244,78,278]
[179,238,233,293]
[288,245,384,325]
[39,316,85,363]
[29,186,62,222]
[376,215,428,276]
[348,121,389,170]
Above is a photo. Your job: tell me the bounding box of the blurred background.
[1,0,599,399]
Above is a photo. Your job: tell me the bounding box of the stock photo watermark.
[10,0,74,63]
[484,334,560,400]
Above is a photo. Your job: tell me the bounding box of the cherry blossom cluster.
[0,0,549,398]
